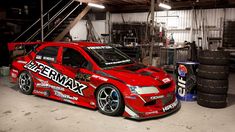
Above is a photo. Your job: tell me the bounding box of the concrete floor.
[0,74,235,132]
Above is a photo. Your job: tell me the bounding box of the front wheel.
[18,71,34,95]
[96,84,124,116]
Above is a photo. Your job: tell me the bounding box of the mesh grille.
[161,93,174,106]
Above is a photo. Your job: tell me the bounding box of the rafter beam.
[54,6,91,41]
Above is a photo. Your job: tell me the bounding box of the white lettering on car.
[24,61,87,96]
[162,99,178,112]
[92,75,108,81]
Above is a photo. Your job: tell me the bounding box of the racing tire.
[18,71,34,95]
[197,91,227,108]
[198,50,230,66]
[197,77,228,94]
[197,65,229,80]
[96,84,124,116]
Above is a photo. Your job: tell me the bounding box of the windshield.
[83,46,134,68]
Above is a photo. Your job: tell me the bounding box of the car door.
[55,46,95,106]
[25,46,62,96]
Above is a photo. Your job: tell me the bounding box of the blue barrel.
[176,61,199,101]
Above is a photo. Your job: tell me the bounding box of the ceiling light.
[159,3,172,10]
[88,3,105,9]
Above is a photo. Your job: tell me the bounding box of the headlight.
[127,85,139,94]
[127,85,159,94]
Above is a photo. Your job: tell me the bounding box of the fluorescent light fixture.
[159,3,171,10]
[88,3,105,9]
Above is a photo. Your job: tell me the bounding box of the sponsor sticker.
[178,64,187,77]
[162,99,178,112]
[36,81,65,91]
[11,73,17,78]
[145,111,158,115]
[105,59,131,65]
[87,46,112,50]
[92,75,108,81]
[150,95,164,100]
[54,91,78,101]
[33,90,50,97]
[162,78,170,83]
[24,61,87,96]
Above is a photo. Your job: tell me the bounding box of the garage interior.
[0,0,235,132]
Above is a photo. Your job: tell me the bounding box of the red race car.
[8,41,180,119]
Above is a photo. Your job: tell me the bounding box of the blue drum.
[176,61,199,101]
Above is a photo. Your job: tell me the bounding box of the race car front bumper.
[123,94,181,120]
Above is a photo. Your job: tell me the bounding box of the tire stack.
[197,50,230,108]
[223,21,235,48]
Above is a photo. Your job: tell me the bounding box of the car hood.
[103,64,172,86]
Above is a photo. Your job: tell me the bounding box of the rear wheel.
[96,84,124,116]
[18,71,34,95]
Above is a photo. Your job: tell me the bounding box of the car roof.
[43,41,107,47]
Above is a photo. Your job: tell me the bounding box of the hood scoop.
[139,71,152,76]
[124,64,147,71]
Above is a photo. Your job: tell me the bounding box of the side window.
[62,48,88,68]
[36,46,59,62]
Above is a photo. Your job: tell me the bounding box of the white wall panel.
[70,20,87,40]
[70,20,105,41]
[225,8,235,20]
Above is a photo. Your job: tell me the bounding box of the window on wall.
[36,46,59,62]
[62,48,88,68]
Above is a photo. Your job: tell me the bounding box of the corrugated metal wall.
[70,8,235,46]
[111,8,235,48]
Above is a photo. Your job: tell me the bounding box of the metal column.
[40,0,44,42]
[149,0,155,65]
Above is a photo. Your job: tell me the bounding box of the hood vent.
[159,82,172,89]
[124,64,147,71]
[140,71,152,76]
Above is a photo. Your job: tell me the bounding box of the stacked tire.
[197,50,230,108]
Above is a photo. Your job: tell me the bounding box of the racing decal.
[87,46,112,50]
[11,69,18,78]
[24,61,87,96]
[36,55,55,62]
[76,73,91,82]
[54,91,78,101]
[33,90,50,97]
[17,60,27,64]
[125,96,137,100]
[35,77,65,91]
[42,56,55,62]
[36,81,65,91]
[150,95,164,100]
[162,98,178,112]
[12,69,18,73]
[145,111,158,116]
[162,77,171,83]
[105,59,131,65]
[92,75,108,81]
[36,55,42,60]
[89,83,97,89]
[11,72,17,78]
[125,106,139,118]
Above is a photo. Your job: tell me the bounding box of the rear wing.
[8,42,42,59]
[8,42,42,52]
